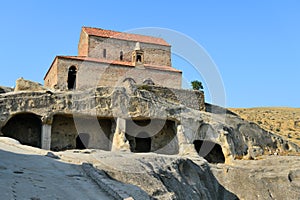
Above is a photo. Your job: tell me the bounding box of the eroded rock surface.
[14,77,48,92]
[0,86,299,161]
[211,156,300,200]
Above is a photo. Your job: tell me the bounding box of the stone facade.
[45,56,182,90]
[44,27,181,90]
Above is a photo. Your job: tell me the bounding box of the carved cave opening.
[76,133,90,149]
[51,115,113,151]
[193,140,225,164]
[1,113,42,148]
[134,132,152,153]
[126,119,178,154]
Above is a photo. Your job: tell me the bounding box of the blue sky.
[0,1,299,108]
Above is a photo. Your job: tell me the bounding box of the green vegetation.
[191,80,203,91]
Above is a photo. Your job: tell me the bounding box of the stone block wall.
[78,31,89,57]
[88,36,171,67]
[44,58,58,88]
[45,57,182,90]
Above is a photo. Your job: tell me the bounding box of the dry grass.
[229,107,300,147]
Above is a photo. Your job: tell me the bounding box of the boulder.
[14,77,47,92]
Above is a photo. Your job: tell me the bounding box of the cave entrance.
[76,133,90,149]
[134,132,151,153]
[1,113,42,148]
[193,140,225,164]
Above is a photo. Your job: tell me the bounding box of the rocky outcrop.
[0,86,299,162]
[0,86,13,94]
[211,156,300,200]
[92,153,238,200]
[14,77,48,92]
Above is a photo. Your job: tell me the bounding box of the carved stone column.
[177,124,198,156]
[41,115,53,150]
[111,118,130,151]
[41,124,51,150]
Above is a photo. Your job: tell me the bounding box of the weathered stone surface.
[14,78,48,92]
[211,156,300,200]
[0,86,298,161]
[0,86,13,94]
[1,130,300,200]
[92,152,238,200]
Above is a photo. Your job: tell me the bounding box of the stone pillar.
[41,124,51,150]
[177,124,198,156]
[111,118,130,152]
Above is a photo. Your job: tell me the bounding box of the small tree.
[191,80,203,91]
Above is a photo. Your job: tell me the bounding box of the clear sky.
[0,1,299,108]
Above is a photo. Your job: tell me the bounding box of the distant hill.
[229,107,300,146]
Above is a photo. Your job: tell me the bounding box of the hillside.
[229,107,300,147]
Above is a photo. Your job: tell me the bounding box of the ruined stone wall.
[52,58,181,90]
[88,36,171,67]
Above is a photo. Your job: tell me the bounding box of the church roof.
[82,27,170,47]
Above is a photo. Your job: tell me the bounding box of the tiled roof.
[82,27,170,47]
[57,56,181,73]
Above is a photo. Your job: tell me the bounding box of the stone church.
[0,27,210,160]
[1,27,293,164]
[44,27,182,90]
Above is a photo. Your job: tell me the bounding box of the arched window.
[67,66,77,90]
[120,51,123,61]
[136,54,142,62]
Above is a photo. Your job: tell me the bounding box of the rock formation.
[0,79,300,199]
[14,77,48,92]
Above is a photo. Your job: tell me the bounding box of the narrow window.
[67,66,77,90]
[103,49,106,58]
[136,54,142,62]
[120,51,123,61]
